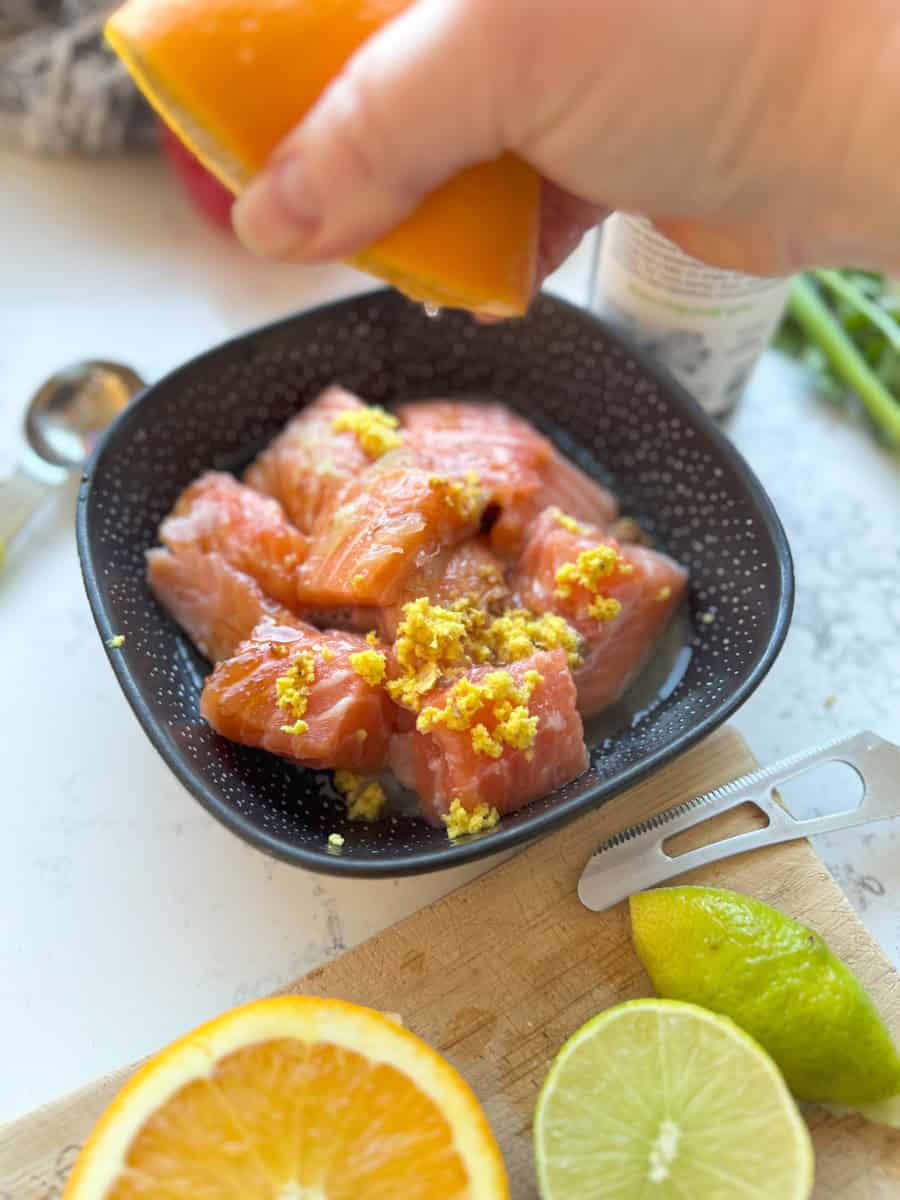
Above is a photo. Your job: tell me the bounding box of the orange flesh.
[105,0,539,314]
[106,1038,471,1199]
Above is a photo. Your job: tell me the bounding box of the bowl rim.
[76,288,794,877]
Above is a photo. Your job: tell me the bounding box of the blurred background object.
[591,215,790,420]
[0,0,236,226]
[0,0,236,231]
[0,0,156,153]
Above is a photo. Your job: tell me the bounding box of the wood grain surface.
[2,727,898,1198]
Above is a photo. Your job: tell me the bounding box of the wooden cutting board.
[2,727,899,1198]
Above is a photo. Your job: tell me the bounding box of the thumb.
[232,0,505,261]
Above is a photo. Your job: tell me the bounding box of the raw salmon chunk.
[392,649,588,826]
[273,539,505,641]
[296,604,380,635]
[515,508,687,714]
[151,394,685,838]
[243,386,371,533]
[539,452,619,535]
[147,547,291,662]
[399,400,618,556]
[200,621,394,771]
[376,537,508,640]
[159,471,308,612]
[295,456,486,609]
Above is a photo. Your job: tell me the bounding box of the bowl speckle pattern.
[77,290,793,876]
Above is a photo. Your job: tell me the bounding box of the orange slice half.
[105,0,540,315]
[64,996,509,1199]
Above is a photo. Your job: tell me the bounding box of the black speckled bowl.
[77,290,792,876]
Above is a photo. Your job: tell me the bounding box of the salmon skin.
[159,471,308,612]
[200,620,395,772]
[147,547,291,662]
[243,386,371,534]
[399,400,618,557]
[515,508,688,714]
[296,453,486,609]
[390,649,588,826]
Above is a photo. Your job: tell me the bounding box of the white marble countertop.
[2,149,898,1125]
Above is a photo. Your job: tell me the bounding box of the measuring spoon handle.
[0,464,55,563]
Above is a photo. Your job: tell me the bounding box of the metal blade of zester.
[577,731,900,912]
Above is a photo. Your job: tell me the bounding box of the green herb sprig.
[775,271,900,448]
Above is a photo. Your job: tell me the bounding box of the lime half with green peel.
[534,998,814,1200]
[630,886,900,1106]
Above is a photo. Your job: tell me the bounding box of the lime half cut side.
[534,998,814,1200]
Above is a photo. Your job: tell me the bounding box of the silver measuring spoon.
[1,360,145,561]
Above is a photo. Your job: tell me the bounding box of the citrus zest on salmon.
[387,597,481,710]
[331,404,403,458]
[443,797,500,840]
[386,596,583,713]
[349,648,387,686]
[554,510,588,534]
[428,472,484,522]
[417,668,542,759]
[587,596,622,621]
[515,510,688,714]
[275,649,315,734]
[484,609,583,669]
[555,543,633,621]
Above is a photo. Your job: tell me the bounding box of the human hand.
[233,0,900,288]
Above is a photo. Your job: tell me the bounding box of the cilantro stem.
[813,269,900,354]
[787,276,900,448]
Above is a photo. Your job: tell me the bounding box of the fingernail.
[232,156,321,259]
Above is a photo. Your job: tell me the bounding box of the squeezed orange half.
[105,0,540,314]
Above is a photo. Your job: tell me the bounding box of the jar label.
[593,216,789,416]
